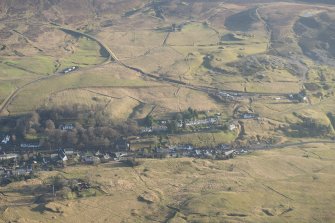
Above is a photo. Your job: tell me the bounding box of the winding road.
[0,24,115,115]
[0,18,295,116]
[249,140,335,151]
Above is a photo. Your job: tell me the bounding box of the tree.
[11,134,16,143]
[15,118,28,137]
[327,112,335,130]
[128,120,139,134]
[28,111,41,132]
[102,138,110,147]
[144,115,154,127]
[47,129,63,147]
[49,175,68,190]
[158,136,165,147]
[94,110,109,127]
[183,107,198,120]
[171,23,176,32]
[167,120,178,134]
[45,120,55,130]
[175,113,183,121]
[188,107,193,115]
[193,109,199,119]
[66,131,78,146]
[29,111,40,126]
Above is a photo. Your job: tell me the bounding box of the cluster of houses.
[49,149,129,165]
[0,166,33,180]
[0,149,131,184]
[0,134,42,150]
[0,140,249,185]
[0,153,33,183]
[214,89,308,105]
[54,144,239,163]
[141,117,220,134]
[141,125,168,133]
[0,143,239,174]
[136,144,237,160]
[166,144,236,159]
[239,113,259,119]
[215,91,244,102]
[179,117,218,127]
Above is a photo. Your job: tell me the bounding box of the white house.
[0,153,18,161]
[229,124,237,131]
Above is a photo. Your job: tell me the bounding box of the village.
[0,111,246,184]
[0,91,310,186]
[0,141,241,185]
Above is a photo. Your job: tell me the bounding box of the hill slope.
[1,143,335,223]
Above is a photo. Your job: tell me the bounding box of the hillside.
[1,143,335,223]
[0,0,334,161]
[0,1,335,222]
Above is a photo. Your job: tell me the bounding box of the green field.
[3,55,57,75]
[7,64,156,114]
[58,37,108,70]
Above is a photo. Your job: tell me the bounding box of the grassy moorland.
[0,1,335,221]
[0,1,334,154]
[1,1,334,126]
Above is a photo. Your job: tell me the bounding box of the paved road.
[249,140,335,151]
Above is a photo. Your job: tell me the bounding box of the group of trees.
[47,175,94,199]
[4,104,207,148]
[183,107,199,120]
[150,108,211,134]
[174,107,200,122]
[327,112,335,130]
[44,124,124,149]
[145,108,199,127]
[144,115,155,127]
[10,104,139,149]
[143,107,200,134]
[286,112,333,138]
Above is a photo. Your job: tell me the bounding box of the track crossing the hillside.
[0,19,293,116]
